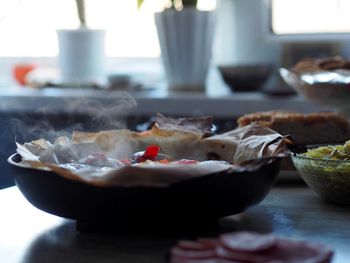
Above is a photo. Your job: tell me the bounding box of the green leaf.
[137,0,144,9]
[76,0,86,27]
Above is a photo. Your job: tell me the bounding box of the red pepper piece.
[134,145,161,163]
[143,145,160,161]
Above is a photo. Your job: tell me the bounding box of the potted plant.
[139,0,216,91]
[57,0,106,85]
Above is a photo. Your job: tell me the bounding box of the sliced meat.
[197,239,220,249]
[215,246,269,263]
[170,232,333,263]
[220,232,277,253]
[177,240,214,251]
[171,247,216,259]
[265,238,334,263]
[171,257,228,263]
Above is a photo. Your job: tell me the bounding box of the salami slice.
[197,239,220,249]
[171,247,215,259]
[220,232,277,252]
[170,232,333,263]
[265,238,334,263]
[178,240,214,251]
[171,257,229,263]
[215,246,269,263]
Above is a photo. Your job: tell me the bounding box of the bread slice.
[237,111,350,145]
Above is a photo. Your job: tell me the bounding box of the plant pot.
[57,29,106,85]
[155,8,216,91]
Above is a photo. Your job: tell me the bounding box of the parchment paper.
[16,115,292,187]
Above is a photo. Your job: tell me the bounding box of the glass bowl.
[291,153,350,204]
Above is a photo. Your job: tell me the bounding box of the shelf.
[0,87,329,118]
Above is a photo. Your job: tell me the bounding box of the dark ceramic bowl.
[8,154,281,230]
[218,65,273,92]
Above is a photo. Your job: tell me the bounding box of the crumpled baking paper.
[16,115,292,187]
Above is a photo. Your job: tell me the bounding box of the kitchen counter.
[0,185,348,262]
[0,86,328,117]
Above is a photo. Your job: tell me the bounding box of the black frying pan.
[8,154,281,232]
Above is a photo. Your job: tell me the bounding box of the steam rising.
[10,90,137,144]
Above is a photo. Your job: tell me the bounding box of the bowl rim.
[8,152,284,189]
[291,143,350,164]
[8,153,41,169]
[291,153,350,163]
[218,64,274,70]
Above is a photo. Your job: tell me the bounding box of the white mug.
[57,29,106,85]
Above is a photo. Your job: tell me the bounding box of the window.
[0,0,216,58]
[272,0,350,35]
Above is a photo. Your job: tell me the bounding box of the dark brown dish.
[218,65,273,92]
[8,153,281,230]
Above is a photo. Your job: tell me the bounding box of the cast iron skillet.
[8,154,281,231]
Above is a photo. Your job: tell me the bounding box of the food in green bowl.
[291,141,350,204]
[303,141,350,160]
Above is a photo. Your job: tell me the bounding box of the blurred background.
[1,0,350,87]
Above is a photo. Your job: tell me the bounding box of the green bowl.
[291,153,350,204]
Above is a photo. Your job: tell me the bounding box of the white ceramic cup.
[57,29,106,85]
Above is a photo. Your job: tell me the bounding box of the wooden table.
[1,185,349,263]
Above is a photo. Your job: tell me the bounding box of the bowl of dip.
[291,142,350,204]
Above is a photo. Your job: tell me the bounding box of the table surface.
[1,185,349,263]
